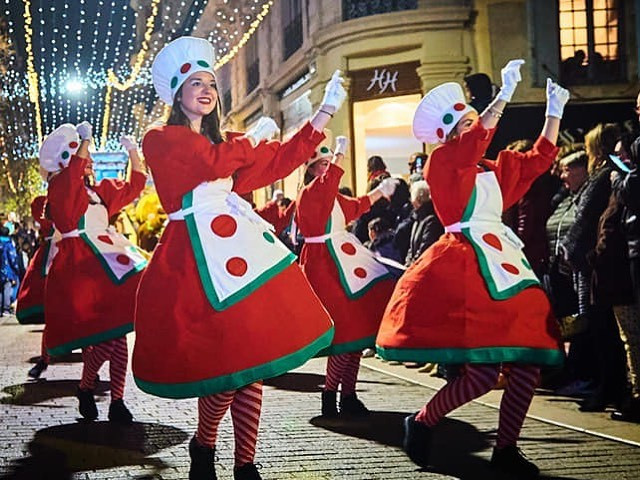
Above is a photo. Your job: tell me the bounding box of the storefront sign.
[351,61,420,101]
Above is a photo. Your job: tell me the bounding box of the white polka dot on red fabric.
[97,235,113,245]
[354,267,367,279]
[210,215,237,238]
[341,243,356,255]
[501,263,519,275]
[226,257,248,277]
[116,254,130,265]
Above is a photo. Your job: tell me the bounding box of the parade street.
[1,314,638,480]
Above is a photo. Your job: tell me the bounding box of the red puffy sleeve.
[142,125,254,212]
[47,155,90,233]
[487,136,559,210]
[232,123,325,195]
[93,171,147,217]
[425,119,496,226]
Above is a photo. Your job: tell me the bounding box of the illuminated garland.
[107,0,161,91]
[21,0,42,142]
[215,0,274,69]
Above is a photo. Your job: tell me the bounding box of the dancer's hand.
[119,135,138,152]
[496,59,525,102]
[545,78,570,119]
[321,70,347,113]
[76,121,93,141]
[245,117,280,145]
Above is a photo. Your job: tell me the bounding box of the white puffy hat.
[412,82,477,144]
[38,124,80,174]
[151,36,217,105]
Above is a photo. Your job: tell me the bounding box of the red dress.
[133,124,334,399]
[297,163,396,355]
[255,199,295,236]
[376,120,563,365]
[16,196,51,324]
[44,155,147,355]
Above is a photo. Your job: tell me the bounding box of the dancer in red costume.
[40,123,147,424]
[132,36,345,480]
[17,196,56,378]
[376,60,570,478]
[296,135,398,416]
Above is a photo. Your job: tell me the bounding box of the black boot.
[611,396,640,423]
[339,393,370,417]
[76,387,98,420]
[403,413,431,468]
[189,436,217,480]
[321,390,338,417]
[234,462,262,480]
[28,359,48,379]
[108,399,133,425]
[490,445,539,479]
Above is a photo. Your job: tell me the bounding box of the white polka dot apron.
[168,179,296,311]
[445,171,540,300]
[305,200,392,299]
[59,189,147,285]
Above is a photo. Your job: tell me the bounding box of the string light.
[21,0,42,142]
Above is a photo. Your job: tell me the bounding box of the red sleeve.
[93,171,147,217]
[296,163,342,237]
[492,136,558,210]
[142,126,254,211]
[255,200,279,225]
[277,200,296,236]
[336,194,371,225]
[30,196,46,221]
[425,119,496,225]
[46,155,90,233]
[232,123,325,195]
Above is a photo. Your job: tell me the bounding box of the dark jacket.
[561,166,612,272]
[366,230,403,264]
[405,202,444,266]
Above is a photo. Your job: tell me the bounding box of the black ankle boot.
[234,462,262,480]
[189,436,217,480]
[339,393,370,417]
[76,387,98,420]
[321,390,338,416]
[28,359,48,379]
[611,396,640,423]
[491,445,539,479]
[108,399,133,425]
[403,413,431,468]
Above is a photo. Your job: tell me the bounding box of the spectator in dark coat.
[405,180,443,266]
[560,123,627,412]
[365,217,403,264]
[463,72,494,113]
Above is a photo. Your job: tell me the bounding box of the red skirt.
[16,244,48,324]
[376,233,562,365]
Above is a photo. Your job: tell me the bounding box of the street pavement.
[1,314,639,479]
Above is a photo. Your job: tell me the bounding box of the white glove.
[321,70,347,112]
[496,59,525,102]
[245,117,280,144]
[375,177,399,199]
[545,78,570,119]
[76,121,93,141]
[334,136,349,156]
[119,135,138,152]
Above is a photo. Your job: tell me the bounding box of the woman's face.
[83,157,94,178]
[560,161,588,192]
[179,72,218,120]
[451,111,478,139]
[308,159,330,178]
[613,140,632,167]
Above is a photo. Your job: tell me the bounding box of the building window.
[245,35,260,94]
[559,0,624,85]
[283,0,303,60]
[223,90,232,115]
[342,0,418,21]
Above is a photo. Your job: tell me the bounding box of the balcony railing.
[283,14,303,60]
[342,0,418,21]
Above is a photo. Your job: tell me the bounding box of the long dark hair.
[167,84,225,144]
